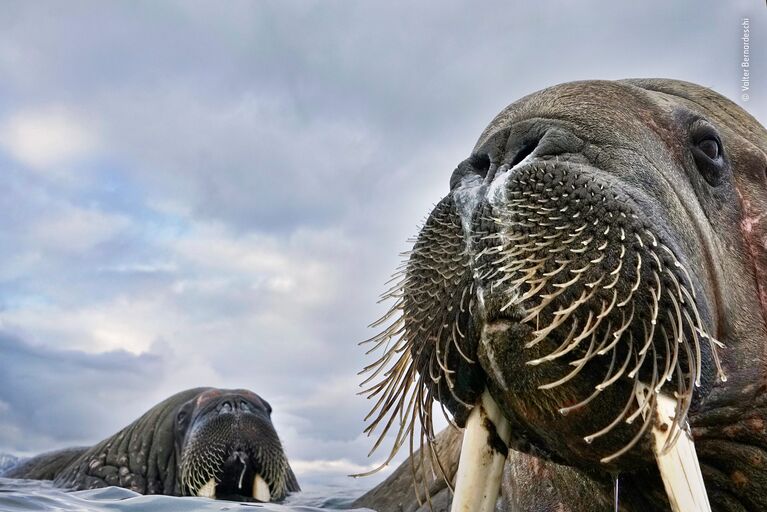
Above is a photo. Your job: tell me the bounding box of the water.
[0,478,375,512]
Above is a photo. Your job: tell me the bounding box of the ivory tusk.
[252,474,271,502]
[451,390,511,512]
[196,478,216,499]
[636,384,711,512]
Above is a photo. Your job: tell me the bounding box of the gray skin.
[3,387,300,501]
[360,79,767,511]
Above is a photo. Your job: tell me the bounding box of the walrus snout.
[176,389,296,502]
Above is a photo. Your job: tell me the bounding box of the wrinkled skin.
[3,387,299,501]
[361,79,767,511]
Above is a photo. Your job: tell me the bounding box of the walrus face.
[175,389,294,502]
[362,80,767,510]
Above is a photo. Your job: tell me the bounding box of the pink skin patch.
[735,186,767,327]
[196,389,223,407]
[195,389,262,409]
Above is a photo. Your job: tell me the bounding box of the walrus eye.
[691,123,726,186]
[698,138,720,160]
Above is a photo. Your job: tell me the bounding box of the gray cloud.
[0,332,163,452]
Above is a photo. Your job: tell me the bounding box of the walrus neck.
[53,401,181,494]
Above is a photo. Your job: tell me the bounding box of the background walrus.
[3,387,300,502]
[359,79,767,511]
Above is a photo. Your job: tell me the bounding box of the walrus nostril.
[470,153,491,175]
[220,401,233,413]
[508,139,539,168]
[450,153,492,190]
[485,135,543,183]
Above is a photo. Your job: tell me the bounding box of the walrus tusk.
[451,390,511,512]
[636,384,711,512]
[252,474,271,502]
[197,478,216,499]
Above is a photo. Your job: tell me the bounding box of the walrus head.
[175,388,298,502]
[50,387,299,502]
[361,79,767,510]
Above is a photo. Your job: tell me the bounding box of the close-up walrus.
[359,79,767,511]
[2,387,300,503]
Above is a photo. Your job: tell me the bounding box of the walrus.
[2,387,300,502]
[359,79,767,511]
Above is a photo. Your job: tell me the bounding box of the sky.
[0,0,765,490]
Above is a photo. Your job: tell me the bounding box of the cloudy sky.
[0,0,765,490]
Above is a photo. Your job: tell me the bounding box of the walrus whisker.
[367,300,404,328]
[584,371,642,444]
[628,320,655,378]
[602,269,622,289]
[359,366,401,399]
[662,373,688,455]
[371,314,406,339]
[410,385,427,508]
[541,259,570,278]
[657,323,672,386]
[596,305,633,356]
[596,288,618,320]
[649,273,662,324]
[684,308,704,387]
[527,317,582,366]
[360,347,408,399]
[428,350,441,383]
[569,319,613,366]
[595,334,634,391]
[600,392,656,464]
[451,324,475,364]
[434,338,453,377]
[408,420,424,507]
[546,309,601,361]
[364,382,417,464]
[658,243,697,300]
[664,266,686,306]
[615,254,642,307]
[628,342,661,426]
[512,278,548,304]
[237,454,247,489]
[678,337,697,427]
[668,293,689,376]
[519,287,567,324]
[682,285,727,382]
[362,361,411,425]
[538,325,599,390]
[371,360,416,421]
[361,327,404,360]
